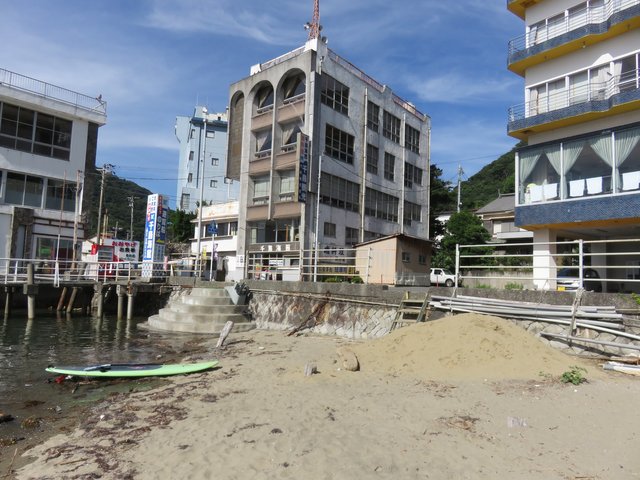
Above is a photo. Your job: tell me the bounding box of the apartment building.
[225,37,431,280]
[0,68,107,262]
[175,106,238,212]
[507,0,640,291]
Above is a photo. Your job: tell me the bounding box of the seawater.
[0,312,158,444]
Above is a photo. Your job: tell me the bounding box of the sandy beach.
[13,313,640,479]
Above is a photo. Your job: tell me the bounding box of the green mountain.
[458,144,521,210]
[84,169,153,245]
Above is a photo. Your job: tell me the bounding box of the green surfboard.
[46,360,219,378]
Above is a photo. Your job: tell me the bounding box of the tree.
[168,209,196,243]
[429,164,456,240]
[432,210,491,271]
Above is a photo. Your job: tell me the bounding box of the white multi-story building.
[0,68,107,262]
[175,106,239,212]
[507,0,640,291]
[224,36,431,280]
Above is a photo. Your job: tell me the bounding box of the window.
[320,74,349,115]
[188,173,193,183]
[45,179,75,212]
[256,85,274,113]
[405,125,420,154]
[325,124,354,164]
[366,144,379,175]
[419,254,427,265]
[189,151,194,161]
[320,172,360,212]
[36,237,73,261]
[252,175,270,205]
[180,193,190,210]
[190,129,195,139]
[569,71,588,105]
[384,152,395,181]
[279,170,295,201]
[324,222,336,238]
[206,131,215,138]
[367,101,380,132]
[402,252,411,263]
[211,157,219,166]
[282,123,302,146]
[403,201,421,225]
[0,102,72,160]
[365,187,399,222]
[404,163,423,188]
[345,227,359,246]
[283,74,305,102]
[210,179,217,188]
[383,111,401,143]
[255,130,272,157]
[5,172,43,207]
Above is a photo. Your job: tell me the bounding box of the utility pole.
[457,164,464,213]
[127,196,135,241]
[96,164,114,245]
[195,108,208,277]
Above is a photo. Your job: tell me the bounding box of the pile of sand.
[352,312,595,381]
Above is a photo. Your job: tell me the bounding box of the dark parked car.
[557,267,602,292]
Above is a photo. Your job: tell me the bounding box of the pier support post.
[126,286,135,321]
[117,285,125,320]
[67,287,79,313]
[94,284,104,319]
[126,294,134,320]
[25,264,37,320]
[4,287,13,320]
[56,287,68,312]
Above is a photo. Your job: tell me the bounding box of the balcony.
[251,106,273,131]
[508,69,640,139]
[278,94,305,123]
[507,0,544,20]
[275,143,298,170]
[508,0,640,75]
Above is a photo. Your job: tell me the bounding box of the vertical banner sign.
[298,133,309,203]
[142,194,169,277]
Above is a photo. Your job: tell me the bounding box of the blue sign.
[206,221,218,235]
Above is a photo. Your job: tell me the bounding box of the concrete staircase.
[147,286,255,334]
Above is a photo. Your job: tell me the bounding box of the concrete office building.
[507,0,640,291]
[175,107,239,212]
[0,68,107,262]
[225,36,431,280]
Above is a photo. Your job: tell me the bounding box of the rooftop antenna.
[304,0,321,40]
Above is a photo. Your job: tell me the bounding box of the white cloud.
[406,72,521,105]
[145,0,301,46]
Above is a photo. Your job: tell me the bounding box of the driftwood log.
[216,321,235,348]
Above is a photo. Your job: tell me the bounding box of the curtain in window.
[562,140,584,174]
[280,171,295,193]
[590,134,614,167]
[545,146,562,176]
[612,60,623,95]
[615,127,640,167]
[519,148,542,183]
[253,176,269,198]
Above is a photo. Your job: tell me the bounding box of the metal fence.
[455,238,640,293]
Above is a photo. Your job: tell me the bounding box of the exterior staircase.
[147,286,255,335]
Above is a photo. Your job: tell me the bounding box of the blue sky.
[2,0,523,207]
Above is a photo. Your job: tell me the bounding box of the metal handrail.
[508,69,639,122]
[508,0,640,56]
[0,68,107,115]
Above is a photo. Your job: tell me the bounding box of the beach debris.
[0,411,14,423]
[20,416,42,429]
[304,362,318,376]
[507,416,528,428]
[336,347,359,372]
[216,321,235,348]
[603,361,640,376]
